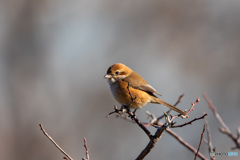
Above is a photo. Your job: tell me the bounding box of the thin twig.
[171,113,208,128]
[146,111,157,125]
[136,97,205,159]
[174,94,185,106]
[185,97,200,117]
[164,97,200,122]
[107,103,152,138]
[194,124,206,160]
[39,124,73,160]
[115,114,136,123]
[82,138,89,160]
[107,86,208,159]
[146,112,208,159]
[168,128,208,160]
[157,94,185,121]
[152,120,209,160]
[204,93,240,149]
[204,117,215,160]
[107,105,122,117]
[156,118,209,160]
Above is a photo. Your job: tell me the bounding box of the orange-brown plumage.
[104,63,186,115]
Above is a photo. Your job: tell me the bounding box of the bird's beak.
[104,74,112,79]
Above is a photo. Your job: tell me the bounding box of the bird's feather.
[123,72,162,96]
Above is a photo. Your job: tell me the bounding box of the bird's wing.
[123,72,162,96]
[137,84,162,96]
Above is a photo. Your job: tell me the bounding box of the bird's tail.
[152,97,186,116]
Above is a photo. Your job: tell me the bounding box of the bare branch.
[204,93,240,149]
[126,108,152,137]
[82,138,89,160]
[152,119,209,160]
[163,97,200,121]
[136,124,167,160]
[106,105,122,117]
[107,105,152,138]
[194,124,206,160]
[171,113,208,128]
[145,101,208,160]
[168,128,208,160]
[174,94,185,106]
[204,117,215,160]
[107,86,208,160]
[157,94,185,121]
[39,124,73,160]
[185,97,200,117]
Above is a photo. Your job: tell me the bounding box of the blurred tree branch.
[203,117,215,160]
[39,124,73,160]
[204,93,240,150]
[39,124,90,160]
[194,123,206,160]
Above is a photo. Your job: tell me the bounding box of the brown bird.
[104,63,186,116]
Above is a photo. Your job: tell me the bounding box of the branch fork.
[107,85,207,159]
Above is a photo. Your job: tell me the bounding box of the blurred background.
[0,0,240,160]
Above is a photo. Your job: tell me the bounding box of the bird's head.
[104,63,132,84]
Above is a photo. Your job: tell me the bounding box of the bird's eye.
[115,71,119,75]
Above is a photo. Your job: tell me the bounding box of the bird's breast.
[109,81,128,104]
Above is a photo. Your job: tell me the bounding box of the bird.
[104,63,186,116]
